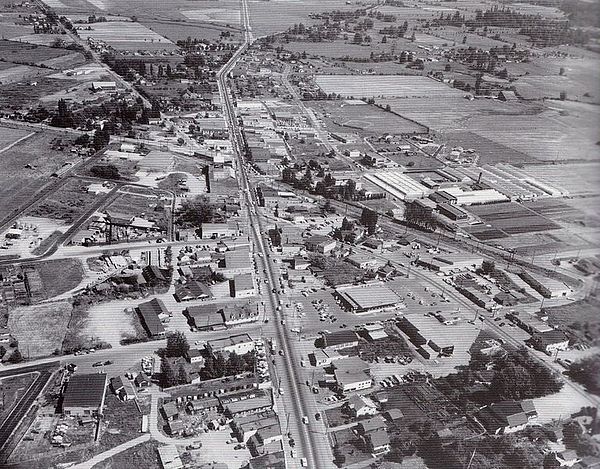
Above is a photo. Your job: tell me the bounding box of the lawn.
[0,373,36,422]
[29,178,102,223]
[8,300,72,358]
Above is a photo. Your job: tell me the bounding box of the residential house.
[110,375,136,401]
[362,428,391,456]
[162,402,179,422]
[344,395,379,418]
[476,400,537,435]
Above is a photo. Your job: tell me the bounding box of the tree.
[360,208,378,235]
[491,363,533,400]
[7,348,21,363]
[51,99,75,128]
[90,164,120,180]
[177,363,189,385]
[74,133,90,146]
[343,179,356,200]
[93,127,110,150]
[176,195,214,228]
[0,345,5,359]
[164,246,173,266]
[405,201,437,231]
[559,67,565,76]
[481,260,495,275]
[160,358,177,388]
[300,168,313,190]
[165,331,190,358]
[353,32,363,44]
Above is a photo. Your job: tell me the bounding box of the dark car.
[289,438,295,447]
[103,360,113,366]
[315,412,321,420]
[92,361,103,367]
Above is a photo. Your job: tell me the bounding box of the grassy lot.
[0,125,30,148]
[0,39,75,65]
[93,439,161,469]
[0,373,36,422]
[8,301,72,358]
[34,258,84,299]
[545,296,600,344]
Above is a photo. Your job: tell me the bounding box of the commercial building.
[229,274,255,298]
[206,333,255,356]
[398,315,455,357]
[304,235,336,254]
[364,171,430,201]
[334,284,402,314]
[332,357,372,393]
[322,330,359,351]
[222,391,273,418]
[174,280,212,302]
[222,303,260,326]
[439,187,509,206]
[137,298,168,338]
[232,410,279,442]
[311,349,343,367]
[416,253,483,274]
[519,271,571,298]
[437,203,468,221]
[91,81,117,91]
[506,312,553,335]
[184,305,226,331]
[62,373,108,417]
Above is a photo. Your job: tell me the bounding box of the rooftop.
[63,373,107,410]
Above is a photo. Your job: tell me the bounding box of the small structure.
[157,445,183,469]
[476,400,537,435]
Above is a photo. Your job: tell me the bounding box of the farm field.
[466,202,560,241]
[8,300,73,358]
[182,7,240,25]
[315,74,464,98]
[0,126,31,149]
[0,63,50,85]
[307,100,427,135]
[0,77,80,108]
[380,96,541,131]
[427,26,510,48]
[141,19,242,43]
[74,21,178,51]
[0,128,78,221]
[284,39,396,59]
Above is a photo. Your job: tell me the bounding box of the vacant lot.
[34,258,85,299]
[0,126,31,149]
[315,75,463,98]
[0,373,36,422]
[29,178,102,223]
[8,300,72,358]
[94,440,161,469]
[467,202,560,240]
[0,39,77,65]
[76,21,177,51]
[142,19,241,43]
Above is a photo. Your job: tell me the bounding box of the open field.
[307,100,427,135]
[466,202,560,240]
[182,7,240,25]
[75,21,177,51]
[0,129,79,219]
[33,258,85,299]
[523,162,600,197]
[0,40,80,65]
[315,75,464,98]
[8,300,72,358]
[0,373,37,422]
[94,440,161,469]
[0,126,31,149]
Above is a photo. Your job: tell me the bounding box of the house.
[162,402,179,422]
[532,329,569,355]
[362,428,391,456]
[187,348,204,364]
[157,445,183,469]
[476,400,537,434]
[357,415,387,435]
[167,419,185,436]
[345,395,379,418]
[551,450,581,467]
[247,423,283,456]
[142,266,167,284]
[498,90,518,101]
[305,235,336,254]
[110,376,136,401]
[222,304,260,326]
[322,330,359,351]
[384,409,404,422]
[62,373,108,417]
[134,372,151,387]
[232,411,278,442]
[91,81,117,91]
[229,274,255,298]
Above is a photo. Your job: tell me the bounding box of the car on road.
[291,449,297,458]
[302,416,309,424]
[300,457,308,467]
[92,361,104,367]
[315,412,321,420]
[289,438,295,447]
[278,387,284,395]
[103,360,113,366]
[278,350,285,356]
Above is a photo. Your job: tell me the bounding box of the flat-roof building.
[398,315,455,357]
[335,284,402,314]
[322,330,359,351]
[332,357,372,393]
[206,333,255,356]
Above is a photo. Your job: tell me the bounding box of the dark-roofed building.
[142,265,167,284]
[137,299,167,338]
[62,373,108,417]
[184,305,226,331]
[175,280,213,302]
[437,203,468,221]
[305,234,336,254]
[110,375,136,401]
[247,451,286,469]
[162,401,179,421]
[532,329,569,355]
[186,397,220,415]
[476,400,537,435]
[357,415,387,435]
[322,330,359,351]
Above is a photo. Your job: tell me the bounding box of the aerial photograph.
[0,0,598,467]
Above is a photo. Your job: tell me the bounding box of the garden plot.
[75,21,177,51]
[315,75,464,98]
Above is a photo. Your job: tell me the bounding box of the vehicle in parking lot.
[302,416,308,424]
[92,361,104,367]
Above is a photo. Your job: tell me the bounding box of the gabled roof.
[63,373,107,410]
[323,330,359,348]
